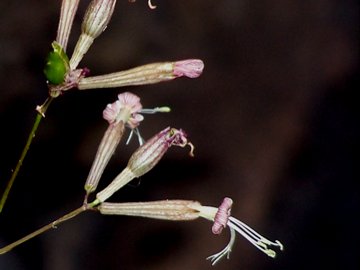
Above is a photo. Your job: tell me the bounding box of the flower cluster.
[0,0,284,267]
[48,0,283,265]
[43,0,204,98]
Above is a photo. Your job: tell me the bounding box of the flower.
[191,197,284,265]
[84,92,143,195]
[94,127,194,203]
[70,0,117,70]
[96,197,283,265]
[103,92,144,127]
[77,59,205,90]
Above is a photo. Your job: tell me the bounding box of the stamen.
[228,217,283,258]
[128,0,157,10]
[148,0,157,9]
[187,142,195,157]
[140,106,171,114]
[126,127,144,145]
[207,227,236,265]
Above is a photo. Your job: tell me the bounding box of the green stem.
[0,205,88,254]
[0,97,54,213]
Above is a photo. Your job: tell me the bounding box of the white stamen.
[148,0,156,9]
[140,106,171,114]
[228,217,283,257]
[126,127,144,145]
[207,228,236,265]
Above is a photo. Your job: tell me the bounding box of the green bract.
[43,41,70,85]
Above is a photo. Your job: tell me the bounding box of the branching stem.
[0,97,54,213]
[0,204,89,254]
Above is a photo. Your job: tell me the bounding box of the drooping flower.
[94,127,194,204]
[97,197,283,265]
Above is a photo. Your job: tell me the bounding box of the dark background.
[0,1,359,269]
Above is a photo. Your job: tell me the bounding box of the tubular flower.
[84,92,143,195]
[96,198,283,265]
[94,127,194,204]
[77,59,204,90]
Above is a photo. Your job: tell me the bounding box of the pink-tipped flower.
[94,127,194,203]
[56,0,80,51]
[77,59,204,90]
[84,92,143,195]
[70,0,117,69]
[190,197,284,265]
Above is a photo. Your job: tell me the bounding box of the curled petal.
[117,92,143,115]
[103,100,121,124]
[102,92,143,126]
[212,197,233,234]
[173,59,204,78]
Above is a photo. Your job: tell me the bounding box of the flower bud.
[70,0,117,69]
[77,59,204,90]
[127,127,194,177]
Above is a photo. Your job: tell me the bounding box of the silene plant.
[0,0,283,267]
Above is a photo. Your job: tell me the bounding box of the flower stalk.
[0,98,53,213]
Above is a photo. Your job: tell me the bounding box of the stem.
[0,97,53,213]
[0,205,87,254]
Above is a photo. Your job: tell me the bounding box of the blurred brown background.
[0,1,359,269]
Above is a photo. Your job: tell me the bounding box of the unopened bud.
[70,0,117,69]
[77,59,204,90]
[127,127,194,177]
[95,127,194,203]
